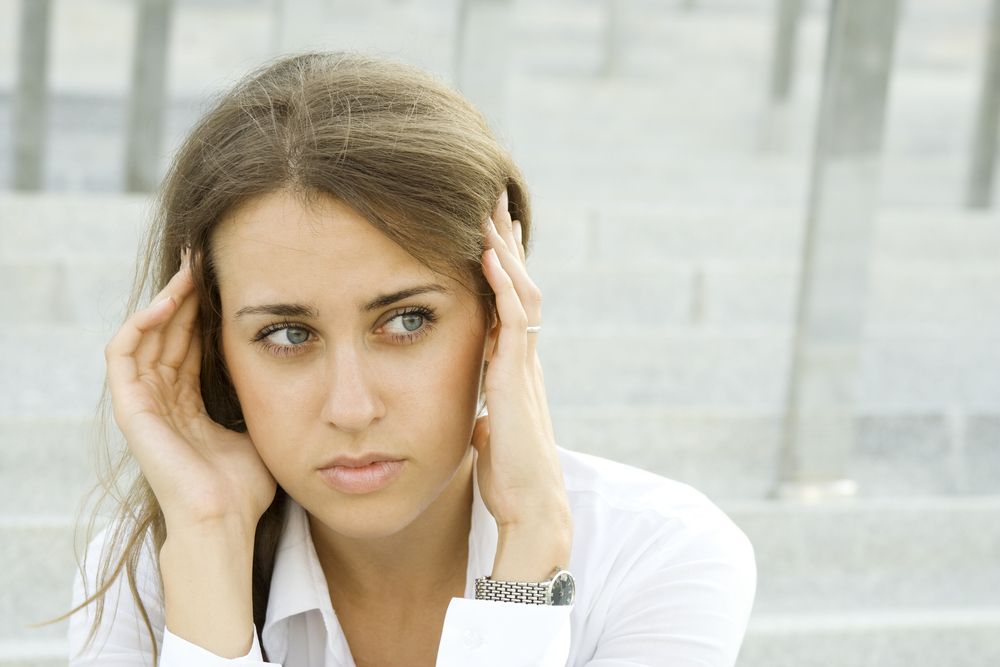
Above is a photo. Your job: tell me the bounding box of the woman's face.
[213,188,496,538]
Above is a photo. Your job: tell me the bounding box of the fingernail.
[514,220,522,244]
[499,189,509,212]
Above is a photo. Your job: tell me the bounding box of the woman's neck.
[309,447,475,608]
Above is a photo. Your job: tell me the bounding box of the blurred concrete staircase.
[2,1,999,666]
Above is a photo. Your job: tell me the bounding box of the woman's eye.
[382,307,437,344]
[265,326,310,347]
[386,312,425,336]
[251,325,313,357]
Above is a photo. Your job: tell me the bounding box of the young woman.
[61,51,756,666]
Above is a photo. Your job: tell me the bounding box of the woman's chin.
[305,497,419,541]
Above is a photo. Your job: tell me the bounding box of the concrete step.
[4,408,997,518]
[739,609,1000,667]
[0,258,135,332]
[530,199,1000,265]
[0,519,79,643]
[0,418,104,517]
[0,327,108,419]
[555,408,1000,499]
[727,497,1000,614]
[5,194,998,264]
[1,68,983,195]
[527,156,977,209]
[0,194,150,261]
[0,639,65,667]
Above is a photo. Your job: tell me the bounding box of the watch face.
[549,571,576,606]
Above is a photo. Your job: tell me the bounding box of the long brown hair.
[41,50,532,665]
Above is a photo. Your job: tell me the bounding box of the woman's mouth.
[318,459,406,494]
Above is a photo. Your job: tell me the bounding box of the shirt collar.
[262,448,498,661]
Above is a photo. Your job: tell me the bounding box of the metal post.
[453,0,514,136]
[775,0,901,502]
[758,0,803,151]
[769,0,803,103]
[601,0,625,78]
[966,0,1000,209]
[12,0,52,191]
[124,0,174,193]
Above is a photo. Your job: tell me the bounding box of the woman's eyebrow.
[233,283,450,320]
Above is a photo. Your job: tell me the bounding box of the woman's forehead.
[214,191,418,273]
[210,190,475,316]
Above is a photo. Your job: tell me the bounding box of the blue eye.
[248,324,311,358]
[266,325,310,346]
[383,308,437,344]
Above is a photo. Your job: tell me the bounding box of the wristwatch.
[474,566,576,606]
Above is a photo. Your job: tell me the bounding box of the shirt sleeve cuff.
[162,623,279,666]
[436,597,573,667]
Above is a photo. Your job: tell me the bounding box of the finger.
[482,247,528,364]
[513,220,526,264]
[485,224,542,339]
[493,190,519,259]
[484,215,509,257]
[106,294,176,368]
[486,221,538,315]
[134,266,195,370]
[150,248,191,310]
[105,294,178,422]
[160,281,201,370]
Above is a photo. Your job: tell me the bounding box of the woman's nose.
[319,344,383,432]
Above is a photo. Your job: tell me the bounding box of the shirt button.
[462,628,484,650]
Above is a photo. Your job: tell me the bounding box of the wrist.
[161,517,256,558]
[159,521,256,658]
[494,495,572,534]
[491,518,572,583]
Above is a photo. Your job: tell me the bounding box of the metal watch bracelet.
[474,576,551,604]
[474,566,575,605]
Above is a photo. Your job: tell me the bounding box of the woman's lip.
[318,460,406,494]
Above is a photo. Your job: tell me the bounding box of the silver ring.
[526,325,542,333]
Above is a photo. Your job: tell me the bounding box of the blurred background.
[1,0,999,665]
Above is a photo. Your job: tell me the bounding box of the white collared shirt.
[69,446,756,666]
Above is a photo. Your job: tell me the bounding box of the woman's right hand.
[104,248,277,534]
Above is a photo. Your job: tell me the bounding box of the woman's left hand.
[471,189,572,544]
